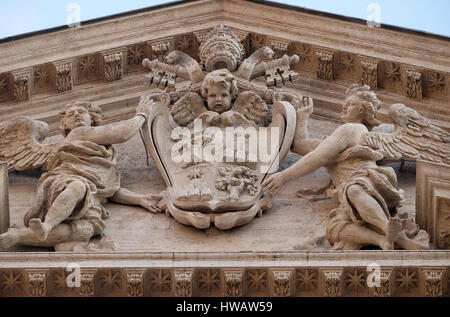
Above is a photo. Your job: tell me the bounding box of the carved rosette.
[103,52,123,82]
[125,270,145,297]
[79,271,95,297]
[406,70,423,100]
[424,269,444,297]
[151,42,171,62]
[360,60,378,90]
[272,270,291,297]
[323,270,342,297]
[372,271,391,297]
[174,271,193,297]
[316,51,335,81]
[223,271,243,297]
[13,73,29,102]
[199,25,244,72]
[27,271,47,297]
[55,63,73,93]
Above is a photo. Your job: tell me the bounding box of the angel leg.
[336,224,394,250]
[0,222,95,250]
[28,180,87,241]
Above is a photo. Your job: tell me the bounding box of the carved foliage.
[323,270,342,297]
[13,73,29,102]
[224,271,243,297]
[99,269,122,292]
[424,269,444,297]
[174,271,193,297]
[80,272,95,297]
[406,70,423,100]
[152,42,171,62]
[360,60,378,90]
[28,272,46,297]
[272,270,291,297]
[373,271,391,297]
[271,41,288,59]
[198,269,221,294]
[103,52,123,82]
[125,271,144,297]
[55,63,73,93]
[316,52,334,81]
[246,269,268,293]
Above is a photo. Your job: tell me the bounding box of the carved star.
[396,268,418,292]
[428,72,446,92]
[340,54,354,72]
[0,76,7,92]
[34,68,50,84]
[297,44,311,64]
[296,269,318,291]
[149,269,171,292]
[99,270,122,291]
[198,270,220,292]
[53,271,69,290]
[250,34,265,49]
[344,270,366,291]
[1,271,23,292]
[178,36,192,51]
[127,44,144,65]
[79,56,96,76]
[247,270,267,291]
[384,62,401,85]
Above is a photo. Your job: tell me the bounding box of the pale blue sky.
[0,0,449,40]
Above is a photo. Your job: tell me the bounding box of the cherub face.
[341,95,364,124]
[63,105,92,132]
[206,84,232,114]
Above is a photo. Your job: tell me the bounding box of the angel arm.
[109,187,163,213]
[263,124,365,194]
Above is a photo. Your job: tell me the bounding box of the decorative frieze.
[127,44,145,66]
[316,51,335,81]
[198,269,221,294]
[248,33,266,55]
[27,271,47,297]
[406,70,423,100]
[125,269,145,297]
[372,271,392,297]
[271,270,291,297]
[79,271,96,297]
[360,59,378,90]
[78,55,98,79]
[424,269,444,297]
[1,271,24,295]
[427,71,447,93]
[246,269,268,293]
[296,269,318,292]
[323,270,342,297]
[99,269,122,292]
[344,269,366,292]
[174,271,193,297]
[103,52,124,82]
[33,66,51,89]
[12,72,30,102]
[395,268,418,293]
[151,41,171,62]
[271,41,289,59]
[223,270,243,297]
[340,54,355,73]
[54,62,73,93]
[148,269,172,294]
[384,62,401,87]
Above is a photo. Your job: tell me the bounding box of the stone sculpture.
[263,84,437,250]
[139,25,304,230]
[0,101,161,251]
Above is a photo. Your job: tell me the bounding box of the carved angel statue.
[263,84,435,250]
[0,100,161,251]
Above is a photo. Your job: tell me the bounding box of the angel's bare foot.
[395,230,430,250]
[24,207,41,227]
[379,238,394,250]
[29,218,51,241]
[387,217,402,242]
[0,229,22,249]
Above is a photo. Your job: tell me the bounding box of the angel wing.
[0,117,58,172]
[170,92,208,127]
[231,91,271,126]
[364,103,450,164]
